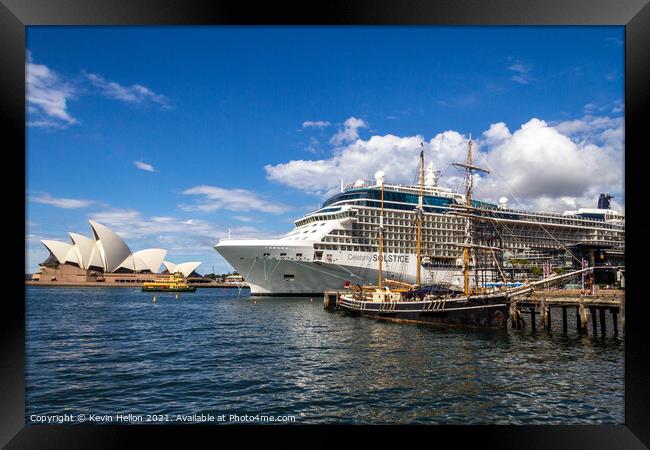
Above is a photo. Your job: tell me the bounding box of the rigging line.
[438,163,453,181]
[486,215,526,252]
[471,156,565,253]
[263,258,280,282]
[474,151,528,207]
[498,208,582,265]
[331,261,362,280]
[240,258,257,296]
[490,249,508,283]
[411,145,423,187]
[475,151,582,264]
[243,257,257,281]
[292,260,355,282]
[263,257,267,282]
[488,215,551,268]
[268,258,284,280]
[495,212,582,265]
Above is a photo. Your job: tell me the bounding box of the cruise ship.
[215,150,624,296]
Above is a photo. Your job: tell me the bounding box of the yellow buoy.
[153,296,157,303]
[176,293,179,300]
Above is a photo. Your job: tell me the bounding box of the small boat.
[142,272,197,292]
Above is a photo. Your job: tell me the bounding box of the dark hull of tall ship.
[337,296,509,329]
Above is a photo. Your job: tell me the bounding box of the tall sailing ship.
[215,136,624,296]
[333,138,594,328]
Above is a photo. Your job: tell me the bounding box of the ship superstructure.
[215,150,624,296]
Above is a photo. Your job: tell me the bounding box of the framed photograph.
[4,0,649,447]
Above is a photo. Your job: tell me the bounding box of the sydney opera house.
[32,220,202,285]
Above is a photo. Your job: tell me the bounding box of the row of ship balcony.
[309,193,624,230]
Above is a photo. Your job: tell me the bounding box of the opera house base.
[27,264,246,288]
[30,264,168,286]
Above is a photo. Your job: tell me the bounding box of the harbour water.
[26,286,624,424]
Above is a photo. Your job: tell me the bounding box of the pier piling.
[591,307,598,337]
[323,291,339,310]
[510,302,518,329]
[530,307,536,332]
[620,296,625,335]
[579,300,589,334]
[540,298,547,329]
[505,289,621,338]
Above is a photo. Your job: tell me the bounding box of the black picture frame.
[4,0,649,447]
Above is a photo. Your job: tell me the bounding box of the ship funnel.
[374,170,385,186]
[424,162,440,187]
[598,193,613,209]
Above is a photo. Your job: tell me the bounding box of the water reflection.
[26,287,624,424]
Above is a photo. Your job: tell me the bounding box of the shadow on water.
[25,287,624,424]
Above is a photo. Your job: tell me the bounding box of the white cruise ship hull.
[213,176,623,297]
[215,239,464,296]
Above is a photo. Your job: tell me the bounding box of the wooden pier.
[324,288,624,338]
[509,289,624,338]
[323,289,344,310]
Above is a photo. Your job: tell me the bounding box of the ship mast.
[416,143,425,287]
[452,134,489,296]
[378,175,385,289]
[464,136,472,296]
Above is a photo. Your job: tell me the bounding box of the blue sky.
[26,26,624,274]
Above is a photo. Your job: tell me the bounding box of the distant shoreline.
[25,281,249,289]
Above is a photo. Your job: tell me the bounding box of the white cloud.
[134,160,155,172]
[508,60,533,85]
[265,114,624,213]
[26,53,171,131]
[89,209,141,225]
[26,54,77,128]
[180,185,289,214]
[29,192,94,209]
[476,118,622,208]
[267,132,467,197]
[302,120,330,129]
[86,208,279,271]
[553,114,623,145]
[611,99,624,113]
[89,210,212,245]
[330,117,368,145]
[482,122,511,147]
[85,73,171,108]
[583,103,598,114]
[89,209,219,242]
[304,136,320,153]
